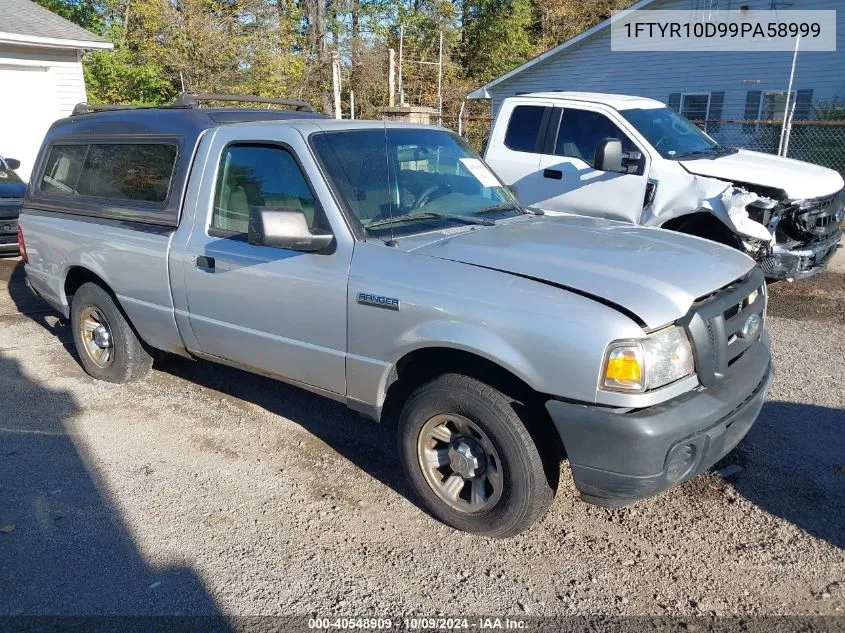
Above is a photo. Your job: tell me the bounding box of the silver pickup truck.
[19,97,773,537]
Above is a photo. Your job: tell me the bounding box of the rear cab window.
[36,140,181,227]
[504,105,548,153]
[41,143,178,203]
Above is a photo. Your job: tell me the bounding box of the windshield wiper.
[473,204,544,216]
[673,148,719,159]
[472,204,522,216]
[674,145,735,160]
[365,211,494,230]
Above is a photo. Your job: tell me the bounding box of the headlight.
[602,326,694,392]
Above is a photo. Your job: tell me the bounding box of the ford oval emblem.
[739,313,762,340]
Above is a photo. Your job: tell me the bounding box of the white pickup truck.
[485,92,844,280]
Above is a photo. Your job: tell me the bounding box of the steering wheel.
[653,135,667,150]
[413,183,450,210]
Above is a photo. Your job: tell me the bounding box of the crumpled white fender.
[642,171,774,243]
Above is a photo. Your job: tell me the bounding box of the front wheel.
[70,282,153,383]
[398,374,557,538]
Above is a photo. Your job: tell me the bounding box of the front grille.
[790,189,845,240]
[0,218,17,234]
[0,198,22,220]
[681,268,766,387]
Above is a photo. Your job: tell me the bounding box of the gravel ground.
[0,253,843,619]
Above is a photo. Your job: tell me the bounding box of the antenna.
[383,119,397,246]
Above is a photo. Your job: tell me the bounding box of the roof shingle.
[0,0,111,47]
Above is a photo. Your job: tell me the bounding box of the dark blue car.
[0,156,25,255]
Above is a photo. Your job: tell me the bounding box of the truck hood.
[680,149,844,200]
[411,216,756,328]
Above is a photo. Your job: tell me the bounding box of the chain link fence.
[441,115,845,177]
[440,115,493,155]
[700,120,845,176]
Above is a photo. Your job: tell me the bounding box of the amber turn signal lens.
[604,347,642,389]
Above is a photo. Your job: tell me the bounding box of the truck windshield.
[310,128,523,237]
[620,107,729,160]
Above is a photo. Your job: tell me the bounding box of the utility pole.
[331,51,342,120]
[388,48,396,107]
[437,30,443,126]
[398,25,404,106]
[779,34,801,157]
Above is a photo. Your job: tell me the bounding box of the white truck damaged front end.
[485,93,844,281]
[666,150,844,280]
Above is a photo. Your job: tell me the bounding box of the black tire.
[398,373,557,538]
[70,282,153,383]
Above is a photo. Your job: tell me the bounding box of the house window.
[680,93,711,121]
[760,91,795,121]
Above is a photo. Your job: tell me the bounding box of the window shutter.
[793,89,814,120]
[667,93,682,112]
[707,91,725,134]
[743,90,762,132]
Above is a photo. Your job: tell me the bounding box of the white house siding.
[0,44,87,180]
[490,0,845,120]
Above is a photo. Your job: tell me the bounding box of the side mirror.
[594,138,624,173]
[4,158,20,171]
[248,208,333,252]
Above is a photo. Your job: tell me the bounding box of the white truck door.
[176,125,352,396]
[484,99,555,196]
[530,104,650,223]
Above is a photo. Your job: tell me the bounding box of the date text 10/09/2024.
[308,618,528,630]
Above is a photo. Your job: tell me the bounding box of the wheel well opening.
[62,267,157,356]
[381,347,565,461]
[64,267,110,303]
[661,212,742,249]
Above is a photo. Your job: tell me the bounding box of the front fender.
[644,172,771,242]
[345,319,539,416]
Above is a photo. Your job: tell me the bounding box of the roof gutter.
[467,87,492,100]
[0,31,113,50]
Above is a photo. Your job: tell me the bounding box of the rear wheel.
[70,282,153,383]
[398,373,556,538]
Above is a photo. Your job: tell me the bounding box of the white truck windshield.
[620,107,731,160]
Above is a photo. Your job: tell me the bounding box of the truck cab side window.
[212,144,317,235]
[41,145,87,194]
[504,105,547,153]
[554,109,638,170]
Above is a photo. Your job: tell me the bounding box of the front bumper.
[546,332,772,508]
[0,199,21,255]
[761,228,842,280]
[0,226,19,254]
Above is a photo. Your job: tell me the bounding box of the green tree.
[83,48,177,104]
[461,0,535,84]
[36,0,105,33]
